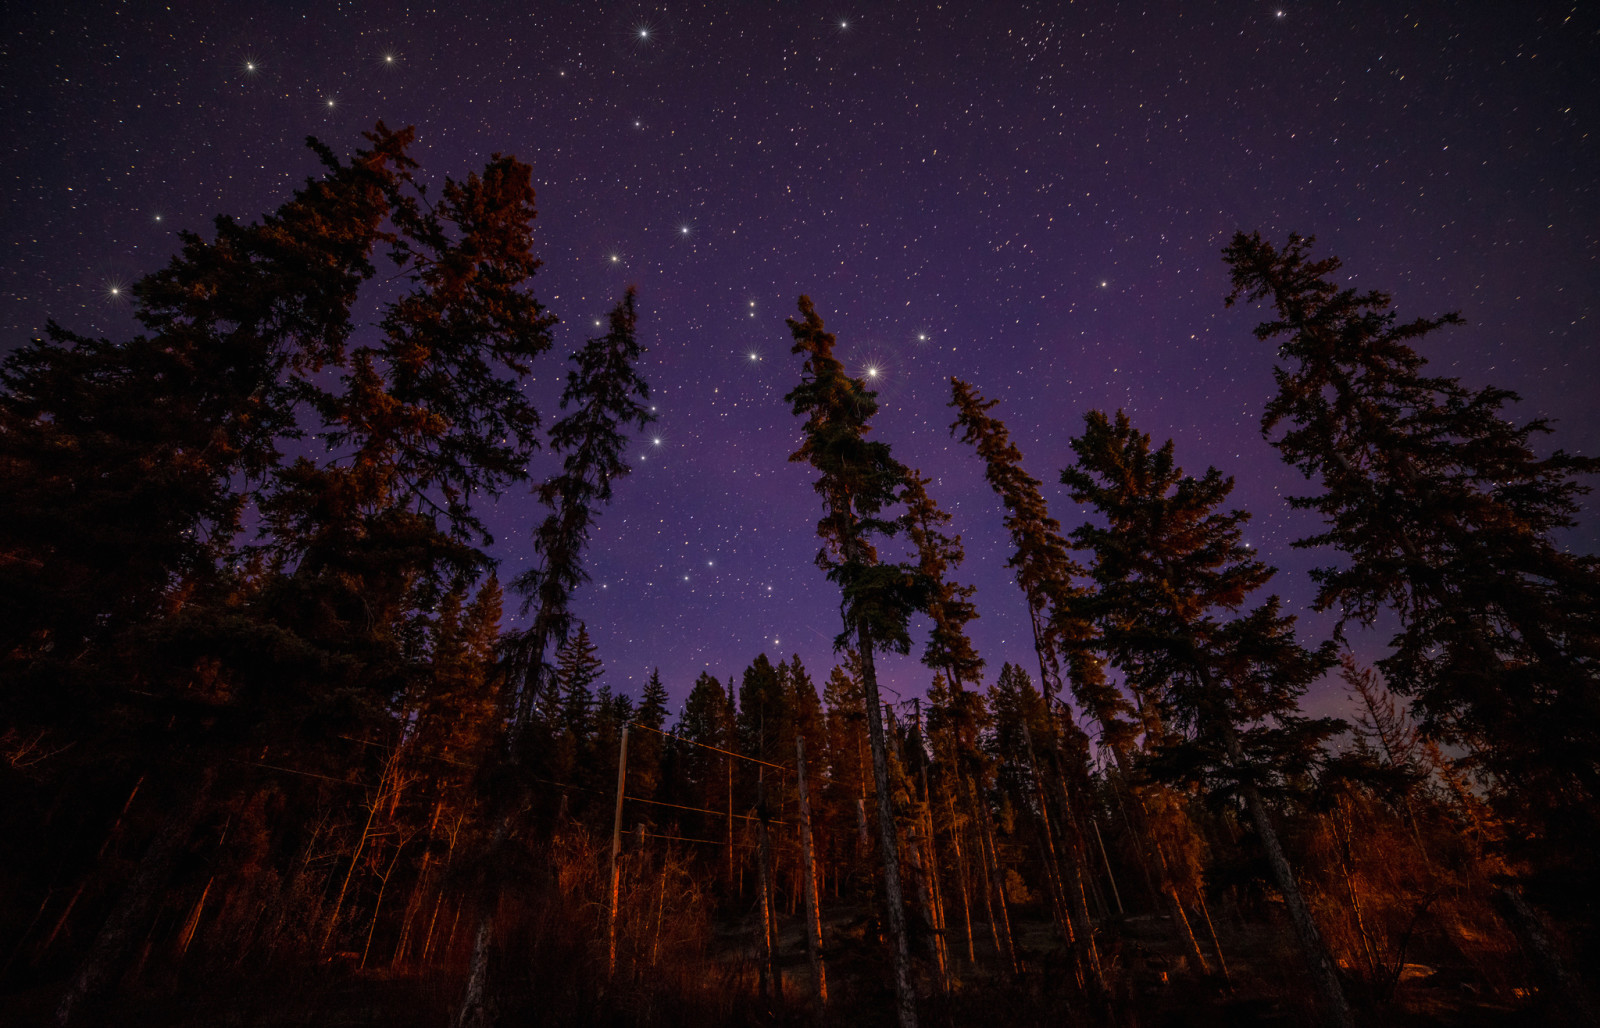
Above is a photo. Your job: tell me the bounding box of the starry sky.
[4,1,1597,724]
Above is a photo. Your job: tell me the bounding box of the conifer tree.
[555,623,604,741]
[505,288,653,736]
[0,125,417,671]
[786,296,928,1028]
[948,380,1114,999]
[1062,408,1352,1028]
[629,669,670,801]
[901,469,985,692]
[1223,231,1600,830]
[948,380,1132,759]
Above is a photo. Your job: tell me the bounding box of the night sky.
[5,2,1597,723]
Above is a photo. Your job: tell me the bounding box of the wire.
[624,721,793,774]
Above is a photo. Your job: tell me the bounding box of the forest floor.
[0,900,1542,1027]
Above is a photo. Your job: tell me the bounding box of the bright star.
[840,20,849,29]
[638,27,650,39]
[680,225,690,235]
[917,333,928,341]
[652,437,662,446]
[866,366,880,379]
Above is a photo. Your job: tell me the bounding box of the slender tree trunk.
[943,786,977,964]
[323,754,398,954]
[755,771,782,1006]
[968,774,1017,975]
[361,840,407,970]
[175,877,213,962]
[795,735,828,1013]
[1196,889,1231,988]
[1224,727,1354,1028]
[608,725,629,976]
[858,634,918,1028]
[56,770,214,1026]
[1090,815,1124,916]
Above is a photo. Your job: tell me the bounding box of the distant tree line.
[1,125,1596,1027]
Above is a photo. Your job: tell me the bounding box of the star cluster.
[3,2,1596,717]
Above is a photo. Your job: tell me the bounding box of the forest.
[2,125,1597,1028]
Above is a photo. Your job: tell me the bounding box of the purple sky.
[5,2,1596,725]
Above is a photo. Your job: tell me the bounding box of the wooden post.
[795,735,828,1012]
[607,724,630,975]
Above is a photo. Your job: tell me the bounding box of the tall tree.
[0,125,416,673]
[504,288,653,737]
[901,469,985,692]
[1222,231,1600,831]
[1061,408,1351,1028]
[786,296,928,1028]
[948,380,1113,999]
[455,280,648,1028]
[948,380,1131,760]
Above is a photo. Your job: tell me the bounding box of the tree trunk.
[755,771,782,1006]
[1224,727,1354,1028]
[56,770,214,1026]
[943,786,977,964]
[795,735,828,1013]
[968,774,1017,975]
[858,633,918,1028]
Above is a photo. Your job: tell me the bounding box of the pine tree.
[738,654,789,766]
[786,296,928,1028]
[629,668,670,801]
[505,288,653,737]
[948,380,1113,999]
[1223,231,1600,829]
[1061,408,1352,1028]
[555,623,604,742]
[901,469,985,692]
[948,379,1131,760]
[0,124,416,671]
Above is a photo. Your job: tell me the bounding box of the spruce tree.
[505,287,653,736]
[1061,408,1352,1028]
[1223,231,1600,829]
[786,296,928,1028]
[948,379,1131,758]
